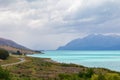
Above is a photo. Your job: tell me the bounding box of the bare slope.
[0,38,36,54]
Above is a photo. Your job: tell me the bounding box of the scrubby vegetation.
[0,66,11,80]
[0,49,9,60]
[0,56,20,65]
[2,57,120,80]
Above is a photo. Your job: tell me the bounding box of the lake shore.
[27,50,120,72]
[1,55,120,80]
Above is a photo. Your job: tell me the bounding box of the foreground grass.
[1,56,120,80]
[0,56,20,65]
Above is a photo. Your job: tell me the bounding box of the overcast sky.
[0,0,120,50]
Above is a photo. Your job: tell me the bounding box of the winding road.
[1,58,26,67]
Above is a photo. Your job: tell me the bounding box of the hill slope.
[0,38,28,49]
[0,38,36,54]
[57,34,120,50]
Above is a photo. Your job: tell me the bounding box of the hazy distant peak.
[57,34,120,50]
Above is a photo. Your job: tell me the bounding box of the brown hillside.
[0,45,37,54]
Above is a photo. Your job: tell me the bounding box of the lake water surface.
[27,50,120,72]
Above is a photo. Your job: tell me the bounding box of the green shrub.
[91,74,106,80]
[0,66,11,80]
[91,74,99,80]
[97,73,106,80]
[0,49,9,60]
[105,73,120,80]
[91,73,120,80]
[79,68,94,78]
[58,74,80,80]
[61,63,80,67]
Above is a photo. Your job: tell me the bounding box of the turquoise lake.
[27,50,120,72]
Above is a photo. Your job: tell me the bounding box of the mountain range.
[0,38,37,54]
[57,34,120,50]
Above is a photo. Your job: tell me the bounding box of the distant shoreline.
[27,50,120,72]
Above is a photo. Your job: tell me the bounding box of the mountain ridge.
[0,37,37,54]
[0,38,29,50]
[57,34,120,50]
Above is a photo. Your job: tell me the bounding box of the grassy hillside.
[0,56,20,65]
[1,56,120,80]
[0,45,38,54]
[0,37,38,54]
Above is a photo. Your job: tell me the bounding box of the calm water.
[27,50,120,71]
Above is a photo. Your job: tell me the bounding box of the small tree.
[0,49,9,60]
[16,50,22,55]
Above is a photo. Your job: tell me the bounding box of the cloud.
[0,0,14,7]
[61,0,120,32]
[0,0,120,49]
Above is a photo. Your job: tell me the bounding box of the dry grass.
[0,56,20,65]
[1,56,120,80]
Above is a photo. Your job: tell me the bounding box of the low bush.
[78,68,94,78]
[0,66,11,80]
[0,49,9,60]
[58,73,80,80]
